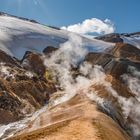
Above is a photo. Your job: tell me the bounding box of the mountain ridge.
[0,12,140,140]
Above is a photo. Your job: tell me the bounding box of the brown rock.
[21,51,46,76]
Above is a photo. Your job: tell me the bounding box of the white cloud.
[61,18,115,35]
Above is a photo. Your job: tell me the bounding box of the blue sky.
[0,0,139,33]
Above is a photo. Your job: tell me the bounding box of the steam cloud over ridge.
[44,33,140,138]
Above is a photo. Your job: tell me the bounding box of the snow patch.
[121,35,140,49]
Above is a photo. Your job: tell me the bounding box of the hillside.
[0,13,140,140]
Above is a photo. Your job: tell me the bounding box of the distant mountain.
[96,32,140,49]
[0,13,140,140]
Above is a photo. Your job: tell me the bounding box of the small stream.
[0,105,48,140]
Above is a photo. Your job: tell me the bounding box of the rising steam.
[44,33,140,138]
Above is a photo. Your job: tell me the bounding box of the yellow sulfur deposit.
[44,70,50,80]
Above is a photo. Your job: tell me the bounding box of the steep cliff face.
[0,13,140,140]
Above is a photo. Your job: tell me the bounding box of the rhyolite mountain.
[0,12,140,140]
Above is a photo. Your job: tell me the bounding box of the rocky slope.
[0,12,140,140]
[0,49,56,125]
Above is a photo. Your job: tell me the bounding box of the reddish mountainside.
[0,49,56,124]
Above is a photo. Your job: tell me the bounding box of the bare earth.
[8,94,130,140]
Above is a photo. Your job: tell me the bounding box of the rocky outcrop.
[0,49,20,67]
[21,51,46,77]
[95,33,123,43]
[43,46,58,55]
[84,42,140,79]
[110,43,140,62]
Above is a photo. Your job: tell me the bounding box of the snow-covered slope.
[0,15,114,59]
[121,34,140,49]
